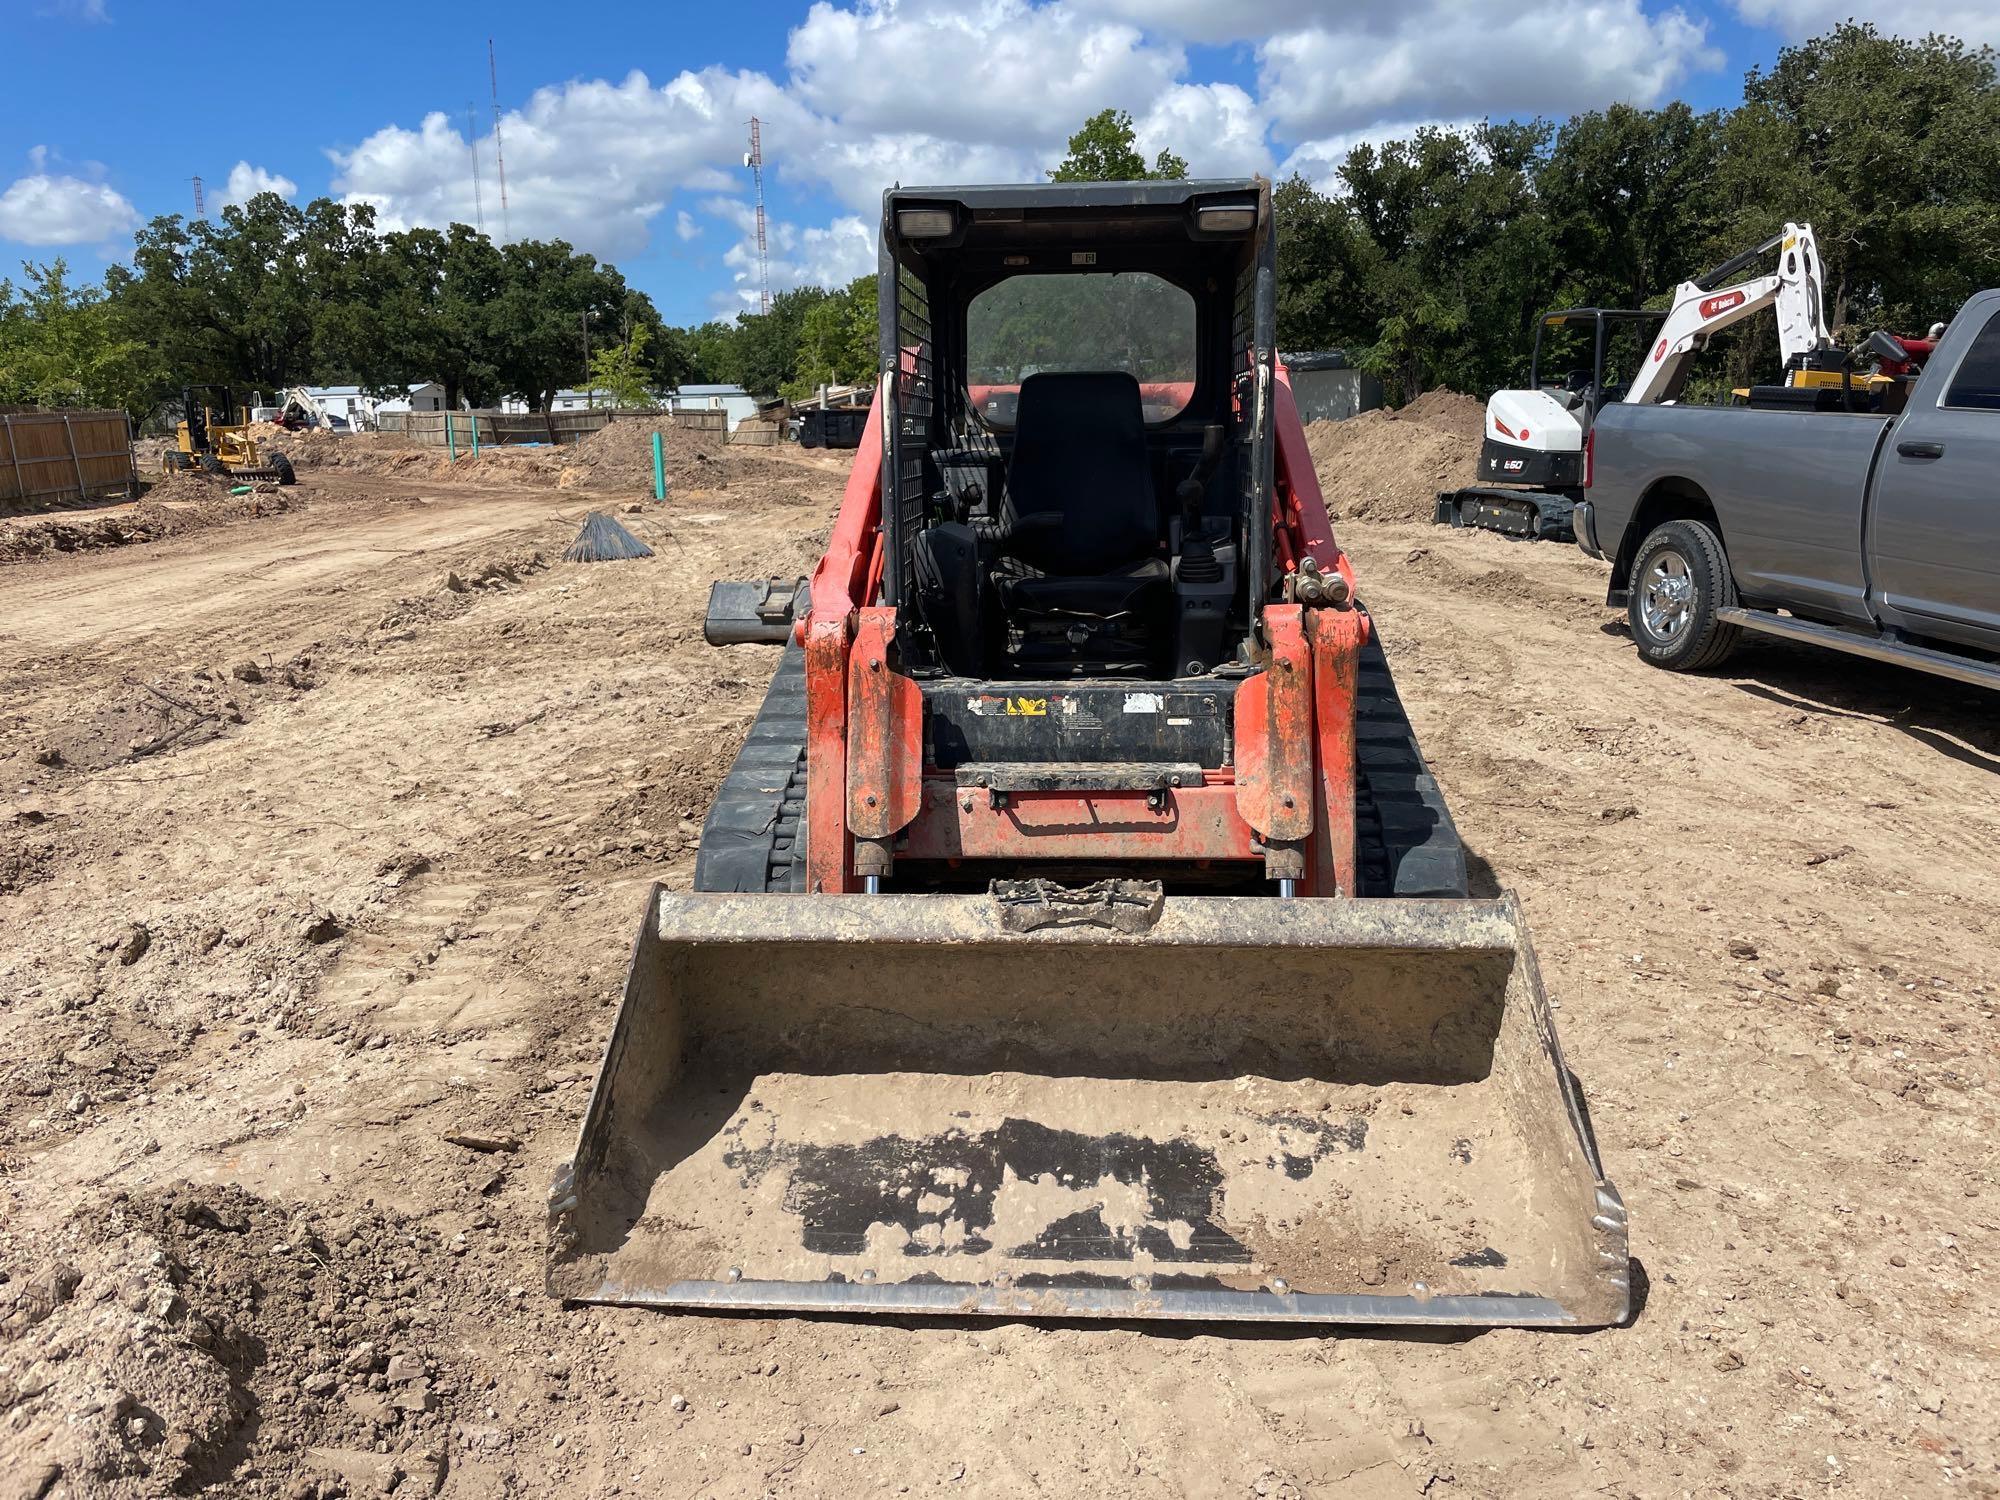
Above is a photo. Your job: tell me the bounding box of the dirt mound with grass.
[556,417,728,498]
[1305,388,1484,524]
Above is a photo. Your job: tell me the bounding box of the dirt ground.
[1,434,1995,1498]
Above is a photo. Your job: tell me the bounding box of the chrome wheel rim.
[1641,549,1695,640]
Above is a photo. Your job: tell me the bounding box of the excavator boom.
[1625,221,1828,404]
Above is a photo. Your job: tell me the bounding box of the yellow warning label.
[1003,696,1049,717]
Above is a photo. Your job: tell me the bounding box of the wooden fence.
[378,407,730,448]
[646,407,728,433]
[379,410,600,447]
[0,408,134,505]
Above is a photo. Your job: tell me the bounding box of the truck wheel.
[270,453,296,486]
[1628,519,1740,672]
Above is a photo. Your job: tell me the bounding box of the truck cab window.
[1944,310,2000,411]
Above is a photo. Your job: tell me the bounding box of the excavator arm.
[1625,222,1828,405]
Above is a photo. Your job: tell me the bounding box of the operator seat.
[993,371,1169,662]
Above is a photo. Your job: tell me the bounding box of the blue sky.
[1,0,1985,326]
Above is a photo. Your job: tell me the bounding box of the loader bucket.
[548,887,1629,1327]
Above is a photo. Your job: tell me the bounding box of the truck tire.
[1628,519,1739,672]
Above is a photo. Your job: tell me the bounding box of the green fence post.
[652,430,665,501]
[471,412,480,459]
[446,411,457,461]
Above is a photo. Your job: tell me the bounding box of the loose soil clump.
[0,1184,467,1498]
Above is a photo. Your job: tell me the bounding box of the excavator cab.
[551,181,1628,1327]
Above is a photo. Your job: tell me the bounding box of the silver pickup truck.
[1576,288,2000,691]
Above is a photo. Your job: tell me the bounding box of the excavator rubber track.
[1434,487,1576,543]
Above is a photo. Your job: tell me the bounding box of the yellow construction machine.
[165,385,296,484]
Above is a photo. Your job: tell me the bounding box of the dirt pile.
[556,418,728,497]
[257,428,431,477]
[0,1184,470,1498]
[434,447,567,486]
[1306,388,1485,524]
[1395,387,1486,442]
[0,475,294,565]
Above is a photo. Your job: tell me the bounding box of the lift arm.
[1624,223,1828,406]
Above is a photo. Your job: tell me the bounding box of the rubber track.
[693,645,808,893]
[1353,638,1470,898]
[694,639,1468,900]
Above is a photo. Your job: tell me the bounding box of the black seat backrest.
[1004,371,1158,575]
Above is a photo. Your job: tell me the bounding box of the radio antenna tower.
[466,105,485,232]
[489,38,511,240]
[191,175,205,218]
[744,117,771,314]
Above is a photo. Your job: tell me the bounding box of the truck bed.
[1586,401,1892,624]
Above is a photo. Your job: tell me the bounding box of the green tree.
[488,239,634,410]
[587,321,657,408]
[1538,102,1728,312]
[1335,122,1555,399]
[0,259,159,414]
[682,320,744,386]
[1719,22,2000,333]
[1049,108,1188,182]
[1271,174,1372,355]
[345,224,508,408]
[728,284,836,398]
[102,193,388,406]
[781,274,879,400]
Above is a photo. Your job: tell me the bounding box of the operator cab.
[1530,308,1662,421]
[880,180,1275,682]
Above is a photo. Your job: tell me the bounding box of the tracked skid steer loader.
[550,181,1629,1327]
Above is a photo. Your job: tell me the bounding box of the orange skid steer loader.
[549,180,1629,1326]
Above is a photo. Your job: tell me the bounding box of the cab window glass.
[966,273,1196,425]
[1944,310,2000,411]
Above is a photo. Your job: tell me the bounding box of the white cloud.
[705,201,876,314]
[1070,0,1330,44]
[787,0,1182,145]
[306,0,1729,312]
[220,160,298,207]
[37,0,110,22]
[1137,83,1272,177]
[330,67,809,257]
[0,151,139,245]
[1732,0,2000,47]
[1259,2,1719,139]
[1278,118,1484,192]
[804,134,1045,216]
